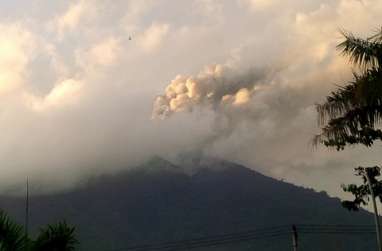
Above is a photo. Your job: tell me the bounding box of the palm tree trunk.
[365,171,382,251]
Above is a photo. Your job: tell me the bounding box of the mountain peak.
[0,157,375,251]
[140,156,180,172]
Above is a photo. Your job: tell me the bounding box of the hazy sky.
[0,0,382,198]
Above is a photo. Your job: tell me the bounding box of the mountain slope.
[0,158,376,250]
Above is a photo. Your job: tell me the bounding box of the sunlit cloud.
[25,78,83,112]
[0,24,34,96]
[0,0,381,196]
[138,23,169,53]
[53,0,94,38]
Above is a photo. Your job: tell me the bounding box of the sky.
[0,0,382,198]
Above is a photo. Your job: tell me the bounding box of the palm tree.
[0,210,78,251]
[0,211,26,251]
[315,28,382,251]
[314,28,382,150]
[32,222,78,251]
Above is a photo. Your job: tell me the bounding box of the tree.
[0,210,78,251]
[314,28,382,150]
[0,211,26,251]
[341,166,382,251]
[32,222,78,251]
[315,28,382,250]
[341,166,382,211]
[314,27,382,208]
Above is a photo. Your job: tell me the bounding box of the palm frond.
[315,99,382,150]
[337,30,382,68]
[0,210,26,251]
[317,68,382,125]
[33,221,78,251]
[314,124,382,150]
[368,27,382,42]
[316,82,357,125]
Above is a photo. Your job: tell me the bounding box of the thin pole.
[365,170,382,251]
[292,225,298,251]
[25,178,29,239]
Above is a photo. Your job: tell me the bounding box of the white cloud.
[120,0,156,33]
[0,0,381,197]
[240,0,278,11]
[0,24,34,95]
[152,0,382,198]
[53,0,95,38]
[76,37,121,69]
[193,0,224,17]
[89,38,121,66]
[25,78,83,111]
[138,23,169,53]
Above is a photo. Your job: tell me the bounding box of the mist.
[0,0,382,197]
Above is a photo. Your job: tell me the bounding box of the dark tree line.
[0,210,77,251]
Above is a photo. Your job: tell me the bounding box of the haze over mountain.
[0,0,382,199]
[1,2,382,250]
[0,157,376,250]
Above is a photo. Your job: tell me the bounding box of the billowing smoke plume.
[1,0,382,199]
[152,64,264,118]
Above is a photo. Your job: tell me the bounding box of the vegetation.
[311,27,382,250]
[314,28,382,197]
[0,210,78,251]
[341,166,382,211]
[0,210,25,251]
[314,28,382,150]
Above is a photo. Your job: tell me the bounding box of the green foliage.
[314,29,382,150]
[0,211,77,251]
[0,210,26,251]
[337,29,382,68]
[32,222,78,251]
[341,166,382,211]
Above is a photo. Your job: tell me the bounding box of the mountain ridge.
[0,157,376,250]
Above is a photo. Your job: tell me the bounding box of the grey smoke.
[0,0,382,200]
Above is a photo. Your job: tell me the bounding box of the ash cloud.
[152,64,268,118]
[0,0,382,198]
